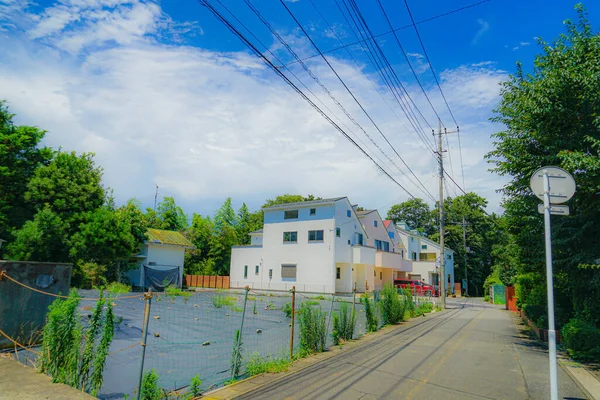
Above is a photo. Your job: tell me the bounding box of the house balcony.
[376,251,412,272]
[352,245,376,265]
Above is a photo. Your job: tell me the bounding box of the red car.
[394,279,437,296]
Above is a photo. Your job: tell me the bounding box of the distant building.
[230,197,371,293]
[128,228,194,291]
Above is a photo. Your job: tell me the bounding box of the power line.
[198,0,418,200]
[282,0,491,69]
[403,0,459,128]
[278,0,437,202]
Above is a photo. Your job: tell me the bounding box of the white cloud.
[520,41,530,46]
[472,19,489,45]
[0,0,510,216]
[512,46,519,51]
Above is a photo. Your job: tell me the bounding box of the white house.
[394,222,455,295]
[127,228,194,291]
[356,210,411,290]
[230,197,374,294]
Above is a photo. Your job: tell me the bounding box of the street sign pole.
[543,170,559,400]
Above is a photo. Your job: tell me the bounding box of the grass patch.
[230,305,244,313]
[311,295,326,300]
[246,352,291,376]
[304,300,320,306]
[212,295,237,308]
[105,282,130,294]
[165,286,191,298]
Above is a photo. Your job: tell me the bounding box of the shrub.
[336,302,356,340]
[402,289,415,317]
[189,374,203,397]
[105,282,130,294]
[283,302,293,318]
[246,352,291,376]
[413,302,434,317]
[363,293,378,333]
[298,303,327,356]
[38,288,114,396]
[561,318,600,361]
[140,369,162,400]
[380,283,405,325]
[230,329,243,377]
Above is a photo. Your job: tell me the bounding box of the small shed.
[127,229,194,291]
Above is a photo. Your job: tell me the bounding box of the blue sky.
[0,0,598,219]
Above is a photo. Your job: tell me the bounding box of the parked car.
[394,279,437,296]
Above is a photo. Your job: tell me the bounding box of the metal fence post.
[289,286,296,360]
[136,292,153,400]
[232,286,249,378]
[352,289,356,314]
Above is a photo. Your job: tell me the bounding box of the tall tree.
[156,196,188,231]
[487,5,600,328]
[184,213,216,275]
[0,102,53,246]
[386,198,434,234]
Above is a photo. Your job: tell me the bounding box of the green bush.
[380,283,405,325]
[524,304,547,328]
[298,303,327,356]
[246,352,291,376]
[140,369,162,400]
[363,293,378,333]
[402,289,415,316]
[332,302,356,345]
[561,318,600,361]
[283,302,292,318]
[189,374,203,397]
[105,282,131,294]
[413,302,434,316]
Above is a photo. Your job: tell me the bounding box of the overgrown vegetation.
[212,295,236,308]
[189,374,203,397]
[38,288,114,396]
[363,293,378,333]
[380,283,405,325]
[230,329,243,377]
[105,281,131,294]
[332,302,356,345]
[413,302,434,317]
[283,302,292,318]
[140,369,163,400]
[246,352,291,376]
[561,319,600,361]
[297,303,327,356]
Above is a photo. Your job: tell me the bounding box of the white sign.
[530,167,576,204]
[538,204,570,216]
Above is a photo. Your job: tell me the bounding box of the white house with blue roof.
[230,197,374,293]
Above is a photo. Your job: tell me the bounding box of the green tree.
[25,151,105,216]
[486,5,600,328]
[156,196,187,231]
[386,198,434,234]
[214,197,236,232]
[0,102,53,247]
[184,213,216,275]
[118,199,148,244]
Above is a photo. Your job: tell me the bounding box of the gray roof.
[356,210,375,216]
[262,197,346,211]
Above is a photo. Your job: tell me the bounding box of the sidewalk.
[558,356,600,400]
[0,356,95,399]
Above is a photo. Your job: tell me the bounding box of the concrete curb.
[200,310,447,399]
[558,356,600,400]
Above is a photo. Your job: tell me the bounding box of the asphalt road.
[237,298,587,400]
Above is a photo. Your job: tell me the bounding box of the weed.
[248,295,257,301]
[165,286,192,301]
[230,330,243,377]
[189,374,202,397]
[380,283,405,325]
[304,300,320,307]
[230,305,243,313]
[283,302,293,318]
[265,301,275,310]
[332,302,356,344]
[105,282,131,294]
[298,303,327,356]
[363,293,378,332]
[140,369,162,400]
[246,352,291,376]
[212,295,236,308]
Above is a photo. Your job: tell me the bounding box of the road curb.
[200,308,449,399]
[557,356,600,400]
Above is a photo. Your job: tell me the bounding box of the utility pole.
[153,185,159,212]
[435,119,459,309]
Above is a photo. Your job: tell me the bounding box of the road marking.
[402,307,483,400]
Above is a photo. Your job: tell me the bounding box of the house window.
[380,272,382,280]
[374,270,376,277]
[412,252,417,261]
[244,265,248,279]
[357,233,364,246]
[447,254,452,260]
[281,264,297,281]
[336,227,341,237]
[269,269,273,279]
[283,231,298,243]
[382,241,390,252]
[348,239,351,245]
[336,268,341,279]
[284,210,299,219]
[375,239,382,250]
[347,210,351,217]
[308,230,324,242]
[388,231,394,239]
[422,244,428,250]
[310,208,316,215]
[401,250,404,258]
[374,220,378,227]
[255,265,259,275]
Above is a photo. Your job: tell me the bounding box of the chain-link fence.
[1,270,430,399]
